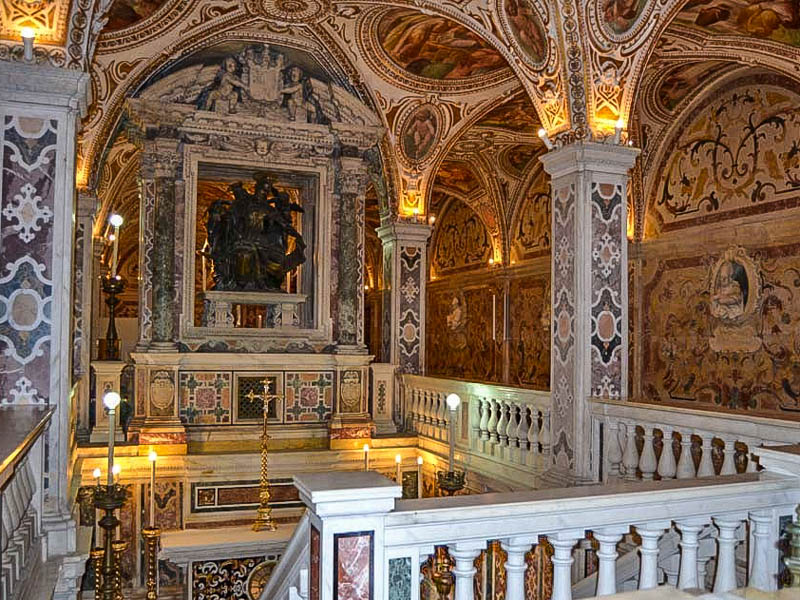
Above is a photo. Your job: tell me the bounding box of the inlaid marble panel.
[310,525,320,600]
[179,371,232,424]
[398,246,423,373]
[388,557,412,600]
[334,531,373,600]
[284,371,333,423]
[191,555,279,600]
[143,480,182,531]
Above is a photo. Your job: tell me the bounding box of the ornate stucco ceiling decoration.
[0,0,69,44]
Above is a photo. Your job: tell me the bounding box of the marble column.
[376,221,432,374]
[540,141,638,482]
[0,61,88,556]
[73,191,97,442]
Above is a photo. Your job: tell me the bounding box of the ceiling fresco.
[602,0,649,35]
[655,61,730,112]
[502,0,548,65]
[500,144,540,178]
[674,0,800,46]
[104,0,169,32]
[376,8,507,80]
[476,94,541,132]
[434,161,482,195]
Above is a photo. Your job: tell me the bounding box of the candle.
[109,214,123,277]
[92,467,101,486]
[112,463,121,483]
[21,27,34,63]
[416,457,423,498]
[148,450,157,528]
[492,294,496,341]
[363,444,370,472]
[395,454,401,483]
[103,392,121,486]
[201,254,207,292]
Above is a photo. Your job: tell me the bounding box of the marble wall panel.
[334,531,373,600]
[398,246,423,373]
[191,555,280,600]
[0,116,57,405]
[284,371,334,423]
[179,371,232,424]
[143,480,182,531]
[310,525,320,600]
[388,557,412,600]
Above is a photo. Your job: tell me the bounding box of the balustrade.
[591,398,800,484]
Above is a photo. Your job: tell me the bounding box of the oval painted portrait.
[400,104,440,163]
[602,0,648,35]
[504,0,548,66]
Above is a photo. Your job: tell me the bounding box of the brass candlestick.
[98,275,125,361]
[431,546,454,598]
[91,547,104,600]
[252,378,280,532]
[142,527,161,600]
[93,482,129,600]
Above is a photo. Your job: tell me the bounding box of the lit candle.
[148,450,157,528]
[112,463,121,484]
[109,214,123,277]
[395,454,402,483]
[103,392,121,486]
[201,255,207,292]
[614,118,624,144]
[492,294,496,342]
[416,457,423,498]
[363,444,370,472]
[92,467,101,487]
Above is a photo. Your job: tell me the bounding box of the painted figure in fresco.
[205,176,306,291]
[603,0,645,32]
[505,0,547,61]
[687,0,800,40]
[198,57,249,114]
[403,107,437,161]
[711,260,748,320]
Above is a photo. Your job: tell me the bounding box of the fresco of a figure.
[104,0,168,31]
[504,0,548,64]
[378,9,506,80]
[503,144,540,177]
[656,61,727,111]
[434,162,481,195]
[401,104,439,162]
[675,0,800,46]
[477,95,540,132]
[602,0,648,34]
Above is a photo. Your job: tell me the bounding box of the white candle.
[416,457,423,498]
[395,454,401,483]
[201,254,207,292]
[92,467,101,546]
[108,214,123,277]
[492,294,496,341]
[93,467,101,487]
[363,444,369,471]
[148,450,157,528]
[103,392,121,486]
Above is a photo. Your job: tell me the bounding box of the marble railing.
[400,375,552,470]
[259,512,310,600]
[289,469,799,600]
[0,406,52,600]
[590,398,800,483]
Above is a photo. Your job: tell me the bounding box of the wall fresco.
[509,276,550,389]
[674,0,800,46]
[643,243,800,417]
[602,0,647,34]
[503,0,548,64]
[650,78,800,235]
[434,162,481,195]
[655,61,728,112]
[431,198,492,274]
[377,9,506,80]
[476,95,541,132]
[512,178,551,260]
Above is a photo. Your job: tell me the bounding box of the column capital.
[0,62,89,116]
[140,137,182,179]
[76,190,98,219]
[377,221,432,245]
[539,141,639,179]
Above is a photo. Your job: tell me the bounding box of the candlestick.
[492,294,496,342]
[148,450,157,528]
[363,444,370,471]
[395,454,402,483]
[112,463,121,484]
[614,118,624,144]
[103,392,121,486]
[417,456,423,498]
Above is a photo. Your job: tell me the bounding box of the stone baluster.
[676,431,696,479]
[478,398,490,443]
[410,388,420,431]
[594,526,628,596]
[450,542,483,600]
[748,510,776,591]
[675,520,705,590]
[712,517,742,593]
[497,400,509,446]
[638,425,657,481]
[697,434,715,477]
[527,408,540,455]
[635,522,669,589]
[423,391,433,435]
[515,405,528,464]
[551,531,583,600]
[502,537,536,600]
[605,419,623,478]
[657,427,677,480]
[506,403,520,458]
[487,399,499,444]
[540,409,551,456]
[719,435,737,476]
[662,555,680,587]
[746,450,759,473]
[437,393,448,438]
[621,422,640,481]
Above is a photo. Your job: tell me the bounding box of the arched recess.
[632,66,800,419]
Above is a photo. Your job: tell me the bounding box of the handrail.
[402,374,550,403]
[0,406,54,488]
[259,510,310,600]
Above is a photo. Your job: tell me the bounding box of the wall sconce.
[537,128,554,150]
[613,118,624,145]
[21,27,35,63]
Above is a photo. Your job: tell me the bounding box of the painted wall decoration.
[650,79,800,235]
[476,95,541,132]
[0,115,57,406]
[509,276,550,389]
[674,0,800,46]
[432,199,492,273]
[602,0,647,34]
[400,104,440,163]
[655,61,728,112]
[103,0,169,32]
[434,161,481,195]
[377,9,506,80]
[512,181,551,259]
[503,0,548,65]
[643,243,800,417]
[179,371,232,424]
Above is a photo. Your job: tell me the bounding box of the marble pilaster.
[73,191,96,441]
[376,222,432,374]
[540,142,638,482]
[0,61,88,556]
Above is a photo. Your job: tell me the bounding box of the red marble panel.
[310,525,320,600]
[335,531,373,600]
